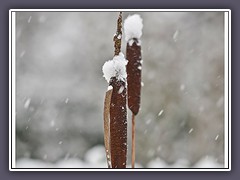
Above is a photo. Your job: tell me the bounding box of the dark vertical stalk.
[109,12,127,168]
[126,39,142,115]
[131,113,136,168]
[109,77,127,168]
[126,38,142,168]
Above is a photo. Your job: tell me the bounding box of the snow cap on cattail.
[102,52,128,83]
[124,14,143,41]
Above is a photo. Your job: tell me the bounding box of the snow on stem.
[124,14,143,168]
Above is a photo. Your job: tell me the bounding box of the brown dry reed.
[103,12,127,168]
[126,38,142,116]
[126,38,142,168]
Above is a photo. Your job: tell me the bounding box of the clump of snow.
[118,86,124,94]
[173,29,179,42]
[158,110,164,116]
[124,14,143,41]
[180,84,185,91]
[102,52,128,83]
[84,145,106,164]
[147,158,167,168]
[128,39,142,46]
[65,98,69,104]
[50,120,55,127]
[107,85,113,91]
[27,16,32,23]
[24,98,31,109]
[193,156,223,168]
[188,128,194,134]
[16,144,224,168]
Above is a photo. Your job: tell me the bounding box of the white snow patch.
[193,156,223,168]
[50,120,55,127]
[16,144,224,168]
[128,39,134,46]
[65,98,69,104]
[158,110,164,116]
[141,82,144,87]
[102,52,128,83]
[24,98,31,109]
[180,84,185,91]
[215,134,219,141]
[138,66,142,70]
[27,16,32,23]
[84,145,106,164]
[124,14,143,41]
[117,34,122,39]
[16,158,53,168]
[147,158,167,168]
[188,128,194,134]
[173,30,179,42]
[118,86,125,94]
[107,85,113,91]
[128,39,142,46]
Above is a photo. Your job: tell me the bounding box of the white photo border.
[9,9,231,171]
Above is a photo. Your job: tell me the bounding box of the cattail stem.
[131,113,136,168]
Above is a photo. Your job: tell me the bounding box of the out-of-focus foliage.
[16,12,224,167]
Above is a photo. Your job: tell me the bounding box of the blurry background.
[15,11,225,168]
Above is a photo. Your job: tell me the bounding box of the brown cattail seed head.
[126,38,142,115]
[109,77,127,168]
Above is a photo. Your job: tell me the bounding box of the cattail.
[109,77,127,168]
[124,14,143,168]
[102,12,128,168]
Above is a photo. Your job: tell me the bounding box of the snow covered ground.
[16,145,223,169]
